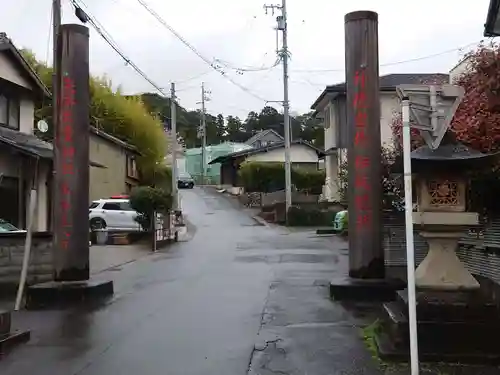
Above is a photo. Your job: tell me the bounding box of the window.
[102,202,121,210]
[119,201,134,211]
[324,107,330,129]
[8,99,19,127]
[0,95,7,124]
[0,94,19,129]
[127,156,138,179]
[89,202,99,209]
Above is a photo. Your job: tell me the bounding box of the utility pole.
[199,83,210,185]
[264,1,292,215]
[51,0,61,232]
[170,83,179,210]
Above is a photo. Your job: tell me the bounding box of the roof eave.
[0,44,51,99]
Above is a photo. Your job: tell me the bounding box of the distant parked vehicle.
[89,197,141,232]
[177,172,194,189]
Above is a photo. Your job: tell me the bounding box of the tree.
[140,93,201,148]
[295,112,324,147]
[451,43,500,152]
[205,113,219,145]
[129,186,172,231]
[226,115,246,142]
[216,114,226,142]
[22,50,167,181]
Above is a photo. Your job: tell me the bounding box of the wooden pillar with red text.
[53,24,90,281]
[345,11,384,279]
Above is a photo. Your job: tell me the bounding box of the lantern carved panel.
[428,180,459,206]
[417,177,466,212]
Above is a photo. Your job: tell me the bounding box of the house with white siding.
[311,73,449,202]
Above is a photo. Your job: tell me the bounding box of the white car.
[89,198,141,232]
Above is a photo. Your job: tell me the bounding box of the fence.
[383,212,500,285]
[153,211,177,250]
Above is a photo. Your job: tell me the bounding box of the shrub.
[129,186,172,231]
[286,205,331,227]
[238,162,285,192]
[238,162,325,194]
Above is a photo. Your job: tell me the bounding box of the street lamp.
[484,0,500,36]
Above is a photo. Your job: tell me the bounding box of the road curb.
[251,215,269,227]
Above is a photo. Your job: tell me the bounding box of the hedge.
[238,162,325,194]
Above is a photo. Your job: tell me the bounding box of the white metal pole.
[281,0,292,215]
[170,83,179,210]
[15,188,37,311]
[402,97,420,374]
[201,83,207,185]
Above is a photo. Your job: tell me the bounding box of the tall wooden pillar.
[53,24,90,281]
[345,11,384,279]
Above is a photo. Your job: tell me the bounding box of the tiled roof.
[311,73,450,109]
[0,126,53,159]
[244,129,284,145]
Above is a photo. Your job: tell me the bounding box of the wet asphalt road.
[4,187,494,375]
[1,187,378,375]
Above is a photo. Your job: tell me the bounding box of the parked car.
[177,172,194,189]
[89,198,141,232]
[0,219,26,233]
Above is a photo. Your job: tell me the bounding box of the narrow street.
[0,188,379,375]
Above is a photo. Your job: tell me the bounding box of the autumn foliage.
[391,43,500,153]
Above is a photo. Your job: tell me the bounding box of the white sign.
[396,84,465,150]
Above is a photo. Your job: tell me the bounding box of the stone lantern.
[377,132,500,362]
[411,135,485,291]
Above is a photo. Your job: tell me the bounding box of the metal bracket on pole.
[396,84,465,150]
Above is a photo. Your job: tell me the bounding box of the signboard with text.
[345,11,384,279]
[53,24,91,281]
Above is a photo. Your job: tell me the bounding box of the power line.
[214,57,281,74]
[291,41,483,73]
[134,0,270,102]
[71,0,169,97]
[175,70,213,84]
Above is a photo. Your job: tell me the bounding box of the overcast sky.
[2,0,492,119]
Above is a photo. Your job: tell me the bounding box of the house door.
[0,176,19,226]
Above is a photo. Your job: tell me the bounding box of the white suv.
[89,198,141,232]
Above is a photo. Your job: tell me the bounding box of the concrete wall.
[379,92,399,148]
[89,133,129,201]
[33,162,49,231]
[246,144,319,164]
[0,232,53,287]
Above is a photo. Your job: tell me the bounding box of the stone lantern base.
[415,231,480,290]
[375,230,500,363]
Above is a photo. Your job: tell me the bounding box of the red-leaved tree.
[452,43,500,152]
[391,42,500,153]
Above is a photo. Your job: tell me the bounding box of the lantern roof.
[392,132,499,174]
